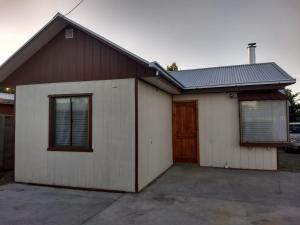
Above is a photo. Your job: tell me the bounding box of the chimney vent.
[247,43,256,64]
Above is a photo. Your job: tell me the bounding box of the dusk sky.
[1,0,300,91]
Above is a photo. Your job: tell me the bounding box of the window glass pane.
[71,97,89,147]
[240,100,287,142]
[54,98,71,146]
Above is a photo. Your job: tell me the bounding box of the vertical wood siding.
[0,116,15,171]
[138,81,173,190]
[15,79,135,191]
[173,93,277,170]
[0,117,4,170]
[2,28,155,86]
[0,104,14,115]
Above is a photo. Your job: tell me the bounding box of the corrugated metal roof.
[169,62,295,89]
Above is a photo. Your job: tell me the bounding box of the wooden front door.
[173,101,198,163]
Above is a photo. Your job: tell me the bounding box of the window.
[240,100,288,146]
[48,94,92,152]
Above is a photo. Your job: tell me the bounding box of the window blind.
[54,96,89,147]
[71,97,89,147]
[54,98,71,146]
[240,100,287,143]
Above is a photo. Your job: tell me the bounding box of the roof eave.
[182,79,296,90]
[0,14,68,82]
[180,82,295,94]
[149,62,184,89]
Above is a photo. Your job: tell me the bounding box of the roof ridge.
[171,62,276,73]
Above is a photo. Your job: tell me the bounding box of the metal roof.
[169,62,296,89]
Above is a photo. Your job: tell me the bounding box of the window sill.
[47,147,93,152]
[240,142,289,147]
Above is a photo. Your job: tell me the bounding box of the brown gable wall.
[2,27,155,86]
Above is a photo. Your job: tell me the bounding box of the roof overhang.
[181,83,292,94]
[145,62,183,94]
[141,76,181,94]
[0,14,68,82]
[181,80,295,90]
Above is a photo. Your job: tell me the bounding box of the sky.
[1,0,300,91]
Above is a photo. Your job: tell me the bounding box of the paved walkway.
[1,165,300,225]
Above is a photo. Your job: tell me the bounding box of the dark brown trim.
[134,78,139,192]
[16,182,126,193]
[240,142,289,147]
[172,102,174,164]
[48,93,93,98]
[48,96,54,148]
[276,148,279,170]
[239,97,289,148]
[47,147,93,152]
[89,95,92,149]
[13,92,16,178]
[238,99,242,149]
[48,93,93,152]
[238,91,288,101]
[195,100,200,164]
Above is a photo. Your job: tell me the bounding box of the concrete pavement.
[1,165,300,225]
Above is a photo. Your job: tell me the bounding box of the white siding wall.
[138,81,173,190]
[15,79,136,192]
[174,93,277,170]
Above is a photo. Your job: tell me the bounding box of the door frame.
[172,100,199,164]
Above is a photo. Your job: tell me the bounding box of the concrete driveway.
[1,165,300,225]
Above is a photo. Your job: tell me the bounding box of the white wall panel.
[174,93,277,170]
[15,79,135,191]
[138,81,173,190]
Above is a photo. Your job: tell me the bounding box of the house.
[0,13,296,192]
